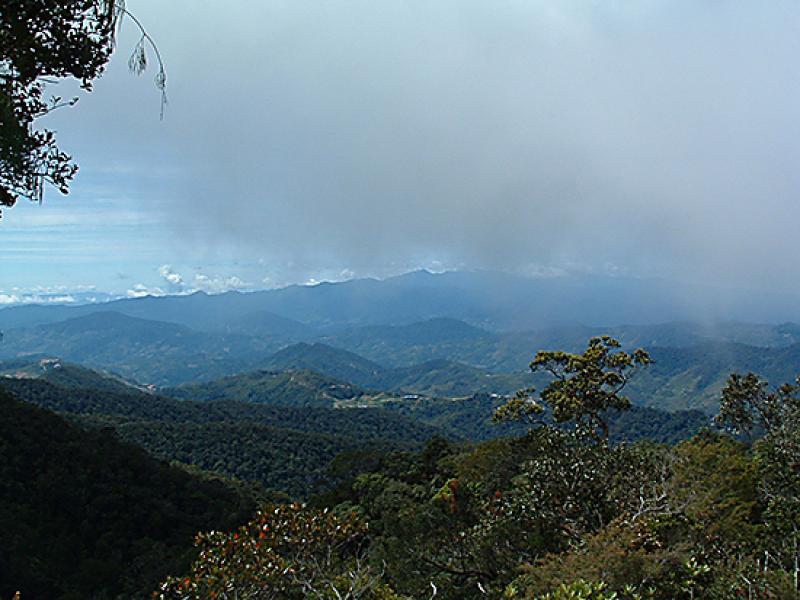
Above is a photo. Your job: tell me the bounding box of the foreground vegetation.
[0,390,255,599]
[1,337,798,598]
[156,339,800,599]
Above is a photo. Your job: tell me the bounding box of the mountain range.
[4,270,800,332]
[1,270,799,412]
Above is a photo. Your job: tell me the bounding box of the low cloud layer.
[0,285,115,306]
[32,1,800,297]
[126,265,250,298]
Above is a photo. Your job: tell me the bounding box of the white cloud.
[158,264,185,289]
[126,283,165,298]
[192,273,249,294]
[0,285,116,306]
[144,265,252,295]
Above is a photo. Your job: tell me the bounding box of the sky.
[2,1,800,305]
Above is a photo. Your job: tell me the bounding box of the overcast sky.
[2,0,799,304]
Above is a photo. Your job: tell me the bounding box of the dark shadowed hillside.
[2,377,441,497]
[0,388,254,600]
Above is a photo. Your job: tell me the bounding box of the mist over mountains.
[1,270,799,413]
[3,269,800,331]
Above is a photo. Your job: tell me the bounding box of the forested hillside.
[1,331,797,598]
[0,311,280,385]
[0,357,142,394]
[2,377,439,497]
[265,342,535,397]
[0,389,254,600]
[165,368,370,407]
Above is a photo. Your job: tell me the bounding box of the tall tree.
[0,0,164,215]
[495,336,651,440]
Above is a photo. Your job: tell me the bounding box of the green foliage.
[496,337,650,439]
[2,378,439,498]
[8,338,800,599]
[0,1,164,212]
[717,371,800,436]
[671,431,760,553]
[305,366,800,599]
[493,387,545,425]
[536,336,651,436]
[156,504,401,599]
[500,430,659,548]
[0,388,254,599]
[714,372,800,580]
[0,0,116,209]
[329,428,669,598]
[505,522,688,599]
[387,392,706,445]
[166,368,368,407]
[530,580,620,600]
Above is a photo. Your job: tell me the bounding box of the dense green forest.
[382,392,709,444]
[0,389,255,600]
[150,339,800,599]
[1,338,798,598]
[0,377,438,497]
[165,368,370,407]
[1,363,707,496]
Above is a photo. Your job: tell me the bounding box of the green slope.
[165,368,371,406]
[381,393,708,445]
[265,342,533,397]
[268,338,800,413]
[0,311,280,386]
[265,342,387,387]
[0,388,254,600]
[630,342,800,412]
[0,357,144,394]
[3,378,441,498]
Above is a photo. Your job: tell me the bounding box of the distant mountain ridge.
[0,269,798,412]
[0,311,281,385]
[4,269,800,332]
[264,342,533,397]
[3,312,800,412]
[254,340,800,413]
